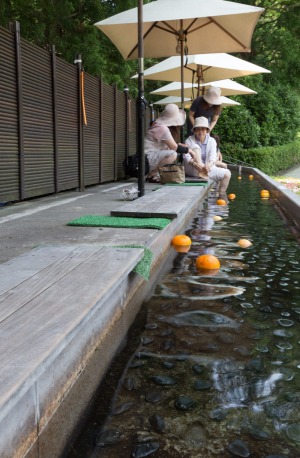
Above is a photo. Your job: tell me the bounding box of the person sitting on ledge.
[183,116,231,193]
[210,133,228,169]
[145,104,201,183]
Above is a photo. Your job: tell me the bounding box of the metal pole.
[14,21,25,201]
[51,45,59,193]
[75,53,84,191]
[180,21,184,142]
[137,0,145,197]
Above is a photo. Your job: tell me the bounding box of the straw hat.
[203,87,222,105]
[192,116,210,132]
[155,103,186,126]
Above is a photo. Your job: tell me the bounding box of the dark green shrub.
[215,75,300,148]
[222,140,300,175]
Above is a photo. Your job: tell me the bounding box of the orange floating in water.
[196,254,220,270]
[216,199,227,206]
[171,234,191,247]
[260,189,270,198]
[237,239,253,248]
[228,193,236,200]
[238,176,242,180]
[249,175,254,180]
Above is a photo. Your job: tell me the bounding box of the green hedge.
[222,140,300,175]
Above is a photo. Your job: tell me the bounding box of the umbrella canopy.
[95,0,264,197]
[154,95,193,109]
[154,95,241,108]
[151,79,256,98]
[201,78,257,95]
[151,82,198,98]
[95,0,264,59]
[133,53,270,84]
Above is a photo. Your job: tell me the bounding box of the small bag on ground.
[158,163,185,184]
[123,153,150,178]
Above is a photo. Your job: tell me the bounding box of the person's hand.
[193,162,205,173]
[188,148,196,158]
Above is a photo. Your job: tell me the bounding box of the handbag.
[158,163,185,184]
[123,153,150,178]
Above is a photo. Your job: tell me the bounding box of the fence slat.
[0,24,139,204]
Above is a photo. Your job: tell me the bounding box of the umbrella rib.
[188,19,212,34]
[156,22,180,35]
[209,17,248,49]
[128,22,158,58]
[127,21,177,58]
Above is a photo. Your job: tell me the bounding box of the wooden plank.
[0,245,76,295]
[0,246,105,322]
[0,246,144,409]
[111,186,205,218]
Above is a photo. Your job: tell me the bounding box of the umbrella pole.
[180,21,184,143]
[137,0,145,197]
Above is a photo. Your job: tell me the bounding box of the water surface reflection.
[72,175,300,458]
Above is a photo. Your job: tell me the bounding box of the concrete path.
[279,164,300,179]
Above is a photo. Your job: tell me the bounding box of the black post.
[75,53,84,191]
[180,21,185,143]
[14,21,25,201]
[137,0,145,197]
[149,103,154,123]
[51,45,59,193]
[124,86,130,162]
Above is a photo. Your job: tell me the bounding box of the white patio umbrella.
[154,95,241,108]
[154,96,193,109]
[95,0,264,195]
[151,82,198,99]
[150,79,257,99]
[133,53,270,85]
[95,0,264,60]
[201,79,257,96]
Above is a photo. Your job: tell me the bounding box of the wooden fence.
[0,23,151,203]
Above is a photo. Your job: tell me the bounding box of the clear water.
[69,174,300,458]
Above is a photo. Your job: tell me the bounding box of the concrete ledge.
[0,246,144,458]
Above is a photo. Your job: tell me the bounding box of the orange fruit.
[249,175,254,180]
[260,189,270,198]
[238,176,242,180]
[213,215,222,221]
[171,234,192,247]
[228,193,236,200]
[195,254,220,270]
[237,239,252,248]
[216,199,227,206]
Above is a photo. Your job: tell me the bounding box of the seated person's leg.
[148,152,177,181]
[219,169,231,193]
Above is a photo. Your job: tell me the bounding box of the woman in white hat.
[188,87,222,135]
[145,103,201,182]
[184,116,231,193]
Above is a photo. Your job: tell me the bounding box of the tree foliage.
[0,0,299,146]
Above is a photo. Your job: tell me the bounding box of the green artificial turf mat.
[121,245,153,280]
[67,215,171,229]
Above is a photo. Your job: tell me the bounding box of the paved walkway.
[279,164,300,179]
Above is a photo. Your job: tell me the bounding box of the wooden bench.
[111,185,208,218]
